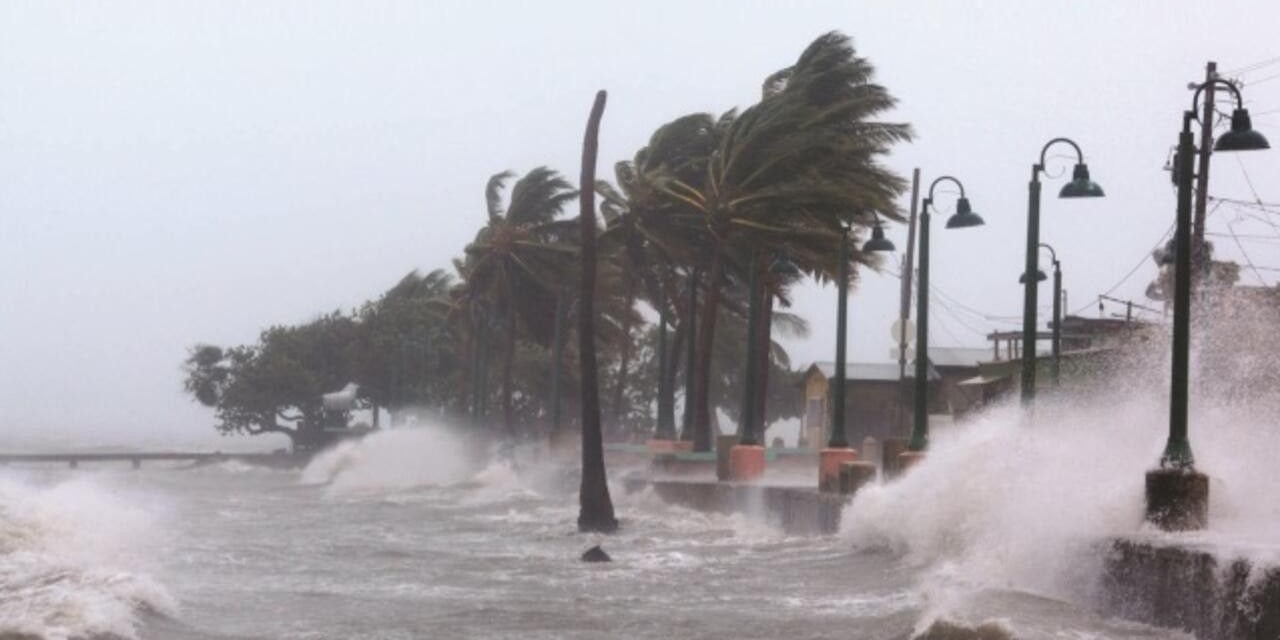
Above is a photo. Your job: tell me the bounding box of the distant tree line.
[182,31,911,453]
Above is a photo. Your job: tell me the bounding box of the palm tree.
[355,269,455,425]
[653,32,911,450]
[596,113,725,437]
[458,167,578,435]
[577,90,618,534]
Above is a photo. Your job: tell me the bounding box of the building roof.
[926,347,989,369]
[806,361,939,382]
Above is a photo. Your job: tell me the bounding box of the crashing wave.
[0,475,175,640]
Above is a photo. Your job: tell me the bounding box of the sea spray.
[301,425,477,494]
[843,376,1280,632]
[0,474,175,640]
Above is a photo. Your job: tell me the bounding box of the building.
[960,314,1164,402]
[797,347,986,449]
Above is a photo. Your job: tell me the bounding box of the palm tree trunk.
[502,309,516,437]
[753,289,775,442]
[610,275,637,430]
[692,244,725,452]
[577,90,618,534]
[665,316,686,422]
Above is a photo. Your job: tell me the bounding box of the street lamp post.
[1146,78,1269,531]
[1021,139,1104,407]
[819,220,895,491]
[1020,243,1062,386]
[904,177,985,464]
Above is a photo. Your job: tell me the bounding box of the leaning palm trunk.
[577,90,618,533]
[691,243,725,452]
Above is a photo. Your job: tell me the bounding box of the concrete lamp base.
[727,445,766,482]
[818,448,859,493]
[646,439,694,455]
[897,451,927,473]
[1145,468,1208,531]
[838,461,877,495]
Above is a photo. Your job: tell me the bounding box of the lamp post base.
[838,461,877,495]
[818,448,859,492]
[1145,468,1208,531]
[728,445,766,482]
[898,451,927,473]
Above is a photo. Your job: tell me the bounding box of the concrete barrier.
[1102,537,1280,639]
[623,477,849,535]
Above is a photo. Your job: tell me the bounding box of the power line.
[1243,71,1280,87]
[1225,217,1268,285]
[1070,221,1176,315]
[1210,195,1280,210]
[1222,55,1280,76]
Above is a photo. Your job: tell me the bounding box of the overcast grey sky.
[2,1,1278,448]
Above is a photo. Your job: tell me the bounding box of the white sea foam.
[0,474,175,640]
[844,377,1280,632]
[300,425,477,495]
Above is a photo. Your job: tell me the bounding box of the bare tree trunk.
[577,90,618,534]
[692,245,724,452]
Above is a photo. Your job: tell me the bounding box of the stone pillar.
[838,461,877,495]
[881,437,907,479]
[715,434,738,481]
[1145,469,1208,531]
[818,448,858,492]
[728,445,766,482]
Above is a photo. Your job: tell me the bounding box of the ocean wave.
[299,426,478,495]
[0,475,175,640]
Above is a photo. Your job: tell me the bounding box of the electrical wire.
[1222,56,1280,77]
[1225,216,1268,285]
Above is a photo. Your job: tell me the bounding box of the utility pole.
[1192,61,1217,277]
[897,168,920,432]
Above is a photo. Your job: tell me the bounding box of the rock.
[580,545,611,563]
[914,620,1014,640]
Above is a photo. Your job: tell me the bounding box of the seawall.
[1102,537,1280,639]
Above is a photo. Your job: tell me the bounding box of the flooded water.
[0,420,1217,640]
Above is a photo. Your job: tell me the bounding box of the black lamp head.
[944,197,985,229]
[1060,163,1105,198]
[768,251,801,278]
[1214,108,1271,152]
[1019,269,1048,284]
[862,223,896,253]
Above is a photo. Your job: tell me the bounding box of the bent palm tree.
[459,167,578,435]
[654,32,911,450]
